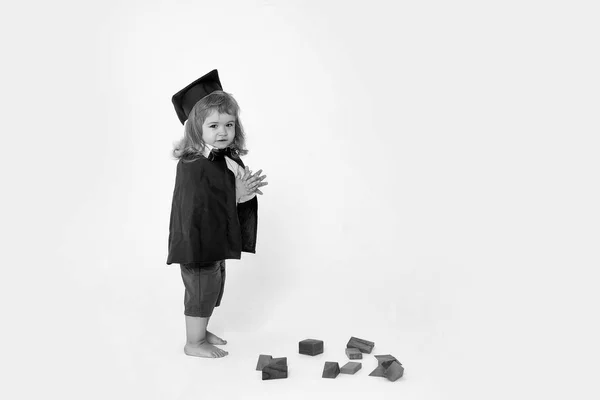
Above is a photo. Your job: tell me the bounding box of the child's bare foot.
[184,341,229,358]
[206,330,227,345]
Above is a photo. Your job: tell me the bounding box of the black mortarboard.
[172,69,223,124]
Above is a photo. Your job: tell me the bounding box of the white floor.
[4,252,596,400]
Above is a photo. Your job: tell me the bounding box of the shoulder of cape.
[176,156,210,177]
[178,155,209,166]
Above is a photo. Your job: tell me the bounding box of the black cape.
[166,153,258,265]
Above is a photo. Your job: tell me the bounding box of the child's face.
[201,110,236,149]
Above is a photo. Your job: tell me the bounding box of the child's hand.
[236,167,268,200]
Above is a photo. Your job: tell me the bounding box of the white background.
[1,0,599,399]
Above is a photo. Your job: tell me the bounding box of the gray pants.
[180,260,226,317]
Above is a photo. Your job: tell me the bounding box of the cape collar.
[202,143,216,158]
[202,143,235,161]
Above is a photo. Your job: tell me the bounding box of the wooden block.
[322,362,340,379]
[382,359,401,369]
[345,348,362,360]
[384,361,404,382]
[374,354,400,368]
[369,365,386,377]
[262,361,288,380]
[256,354,273,371]
[299,339,324,356]
[340,361,362,375]
[272,357,287,366]
[346,336,375,354]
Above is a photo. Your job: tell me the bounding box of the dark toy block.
[299,339,324,356]
[384,361,404,382]
[374,354,401,368]
[369,365,386,377]
[346,336,375,354]
[345,348,362,359]
[322,362,340,379]
[262,361,288,380]
[256,354,273,371]
[271,357,287,367]
[340,361,362,375]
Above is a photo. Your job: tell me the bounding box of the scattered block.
[322,362,340,379]
[370,355,404,380]
[256,354,273,371]
[375,354,400,368]
[384,361,404,382]
[369,365,386,377]
[382,359,400,369]
[345,348,362,360]
[346,336,375,354]
[340,361,362,375]
[272,357,287,366]
[299,339,324,356]
[262,360,288,380]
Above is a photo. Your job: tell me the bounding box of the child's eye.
[209,124,217,128]
[227,123,234,127]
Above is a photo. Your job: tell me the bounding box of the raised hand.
[245,168,268,195]
[236,167,268,201]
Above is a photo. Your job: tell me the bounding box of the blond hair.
[172,90,248,162]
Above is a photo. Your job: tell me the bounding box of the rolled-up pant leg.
[180,260,226,317]
[215,260,226,307]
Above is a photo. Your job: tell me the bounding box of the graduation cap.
[172,69,223,124]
